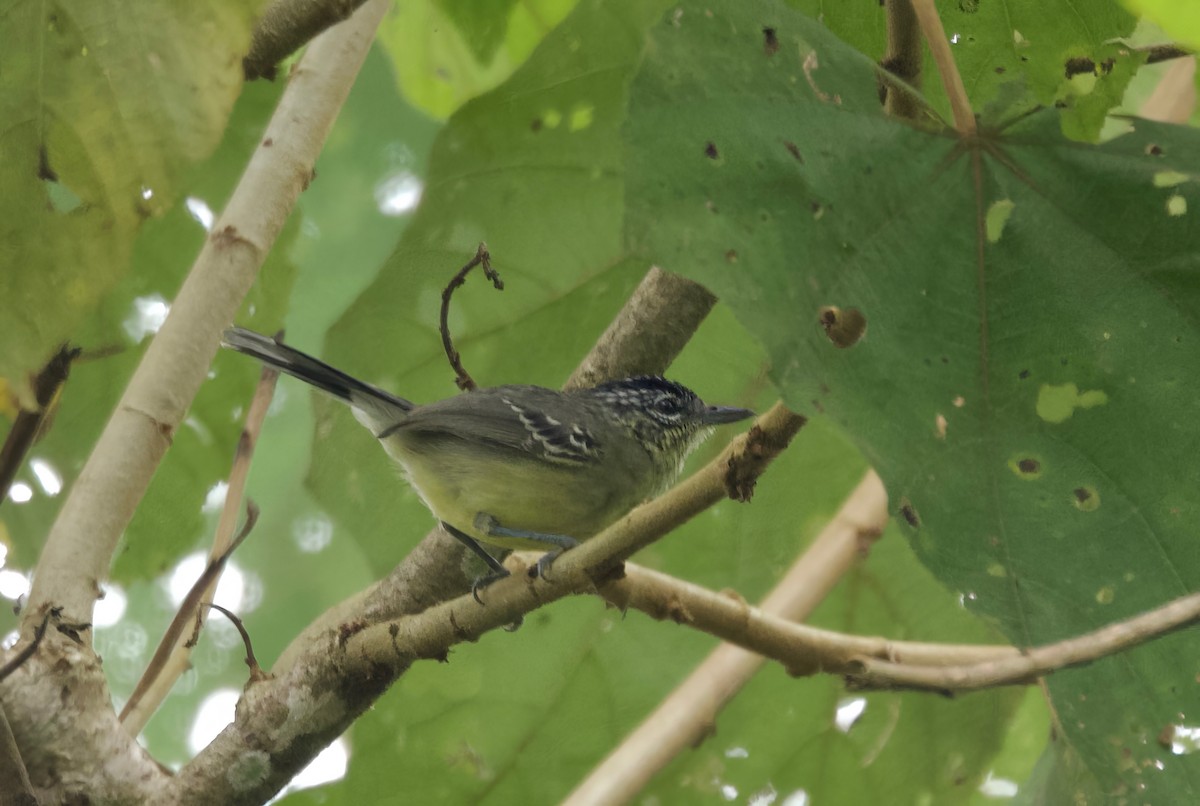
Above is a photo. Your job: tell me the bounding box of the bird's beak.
[700,405,755,425]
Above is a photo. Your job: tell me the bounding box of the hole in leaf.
[985,199,1015,243]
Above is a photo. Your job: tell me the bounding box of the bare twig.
[121,354,276,735]
[439,242,504,391]
[119,503,260,729]
[205,603,267,682]
[847,587,1200,693]
[0,344,81,507]
[910,0,975,134]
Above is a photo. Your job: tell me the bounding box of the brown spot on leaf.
[762,27,779,56]
[784,141,803,162]
[818,305,867,348]
[1064,57,1095,78]
[1018,458,1040,474]
[704,141,719,159]
[1146,143,1163,157]
[899,499,920,528]
[262,137,273,147]
[531,118,543,132]
[1019,369,1030,379]
[725,249,738,263]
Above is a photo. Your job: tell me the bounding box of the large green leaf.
[790,0,1138,140]
[624,0,1200,799]
[0,0,263,397]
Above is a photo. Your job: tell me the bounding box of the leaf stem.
[910,0,975,134]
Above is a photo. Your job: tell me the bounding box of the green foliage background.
[3,0,1199,802]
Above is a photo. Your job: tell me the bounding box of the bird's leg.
[473,513,579,582]
[441,522,511,605]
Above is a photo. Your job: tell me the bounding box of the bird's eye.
[653,397,676,413]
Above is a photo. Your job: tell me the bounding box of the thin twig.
[119,503,260,728]
[205,603,268,682]
[0,611,54,686]
[439,242,503,391]
[910,0,975,134]
[847,587,1200,693]
[121,354,276,734]
[0,345,81,507]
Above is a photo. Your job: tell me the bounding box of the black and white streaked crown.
[587,376,705,428]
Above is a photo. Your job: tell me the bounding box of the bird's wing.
[386,386,604,465]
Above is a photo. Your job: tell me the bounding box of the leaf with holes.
[624,0,1200,799]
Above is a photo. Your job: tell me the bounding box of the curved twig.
[439,242,504,391]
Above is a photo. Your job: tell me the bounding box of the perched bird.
[222,327,753,593]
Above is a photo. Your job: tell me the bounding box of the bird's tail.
[221,327,414,415]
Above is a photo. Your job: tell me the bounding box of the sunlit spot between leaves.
[834,697,867,732]
[292,514,333,553]
[748,785,777,806]
[0,569,31,600]
[188,688,241,754]
[202,481,229,514]
[30,458,62,496]
[93,582,127,629]
[269,738,350,802]
[185,197,215,230]
[166,552,250,612]
[374,171,423,216]
[7,482,33,504]
[978,771,1018,797]
[782,790,809,806]
[123,294,170,343]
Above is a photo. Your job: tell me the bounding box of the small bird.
[222,327,753,594]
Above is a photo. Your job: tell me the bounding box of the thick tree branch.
[3,3,389,802]
[24,0,383,636]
